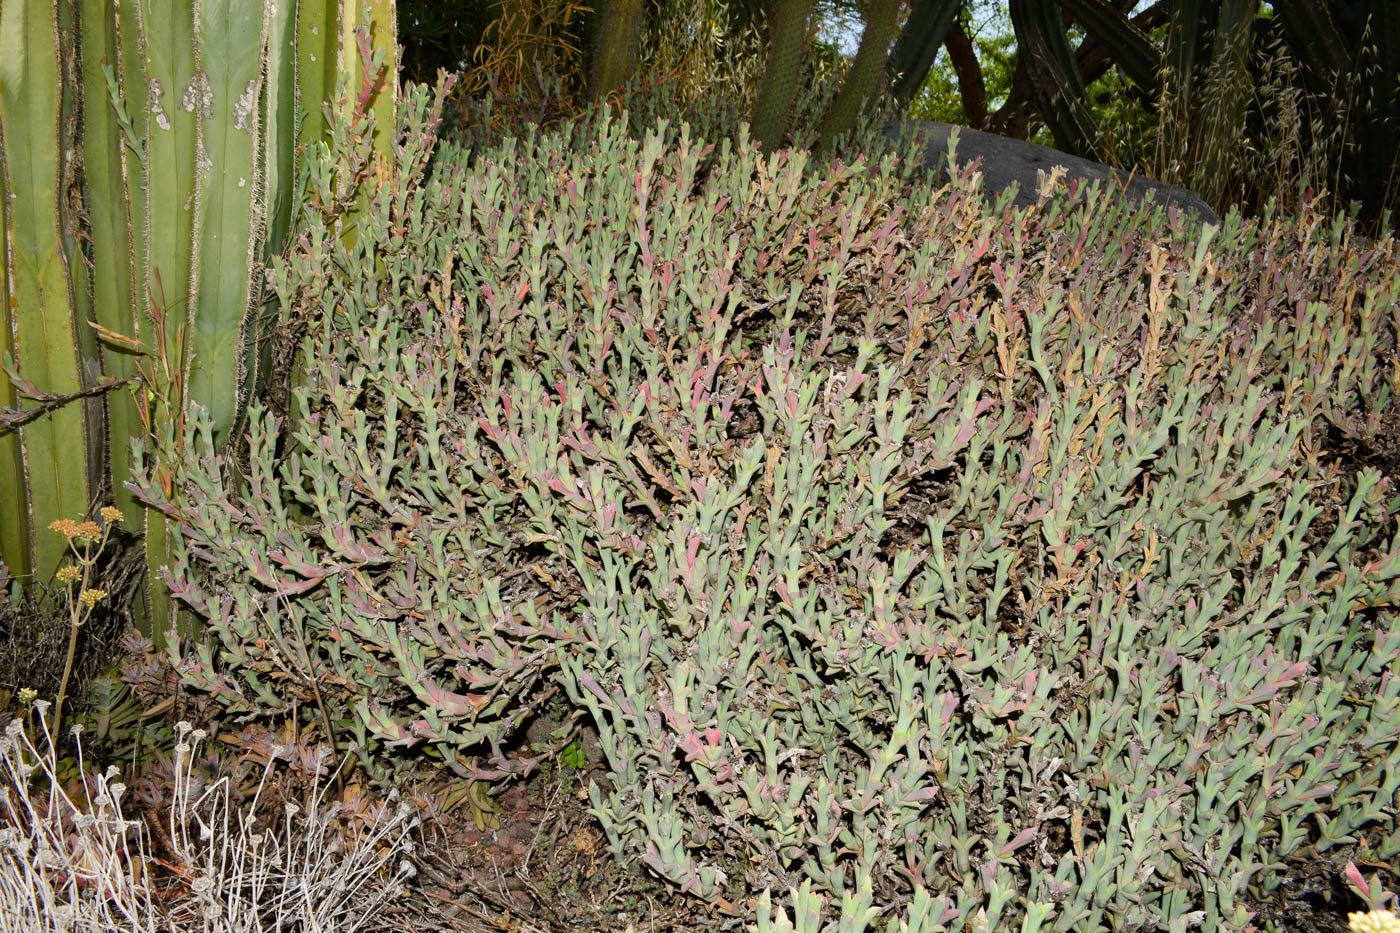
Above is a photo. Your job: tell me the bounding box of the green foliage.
[906,5,1021,128]
[144,87,1400,930]
[132,79,539,790]
[398,0,498,82]
[561,739,589,769]
[639,0,769,118]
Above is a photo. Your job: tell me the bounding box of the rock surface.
[880,120,1221,226]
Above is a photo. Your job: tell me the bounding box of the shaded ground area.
[395,764,721,933]
[373,739,1380,933]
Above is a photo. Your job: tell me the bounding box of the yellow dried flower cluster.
[47,518,80,537]
[47,518,102,541]
[36,511,125,741]
[1351,911,1400,933]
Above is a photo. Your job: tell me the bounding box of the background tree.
[399,0,496,82]
[391,0,1400,227]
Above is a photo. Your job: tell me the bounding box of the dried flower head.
[48,904,74,930]
[48,519,80,538]
[1351,911,1400,933]
[49,518,102,542]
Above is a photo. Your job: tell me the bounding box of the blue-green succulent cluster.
[135,83,1400,931]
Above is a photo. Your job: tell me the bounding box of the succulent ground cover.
[9,79,1397,930]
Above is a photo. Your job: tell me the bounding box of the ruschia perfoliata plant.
[136,93,1400,930]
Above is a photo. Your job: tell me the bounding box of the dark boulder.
[880,120,1221,226]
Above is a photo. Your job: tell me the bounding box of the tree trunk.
[943,14,987,129]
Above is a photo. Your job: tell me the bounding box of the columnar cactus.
[750,0,817,152]
[813,0,901,152]
[0,0,397,645]
[885,0,964,108]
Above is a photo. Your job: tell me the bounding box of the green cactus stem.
[750,0,816,153]
[815,0,901,153]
